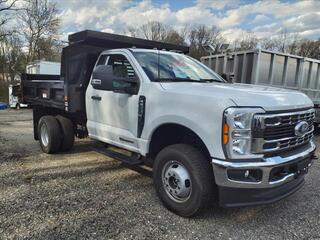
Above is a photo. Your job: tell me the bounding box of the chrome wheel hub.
[40,124,49,147]
[162,161,192,203]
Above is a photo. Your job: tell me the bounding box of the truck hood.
[160,82,313,111]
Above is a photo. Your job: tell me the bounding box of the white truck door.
[86,53,140,152]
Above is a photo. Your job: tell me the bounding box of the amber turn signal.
[223,123,229,145]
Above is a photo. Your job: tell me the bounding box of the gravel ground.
[0,109,319,240]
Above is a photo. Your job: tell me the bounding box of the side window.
[91,54,138,92]
[107,54,136,78]
[96,55,108,66]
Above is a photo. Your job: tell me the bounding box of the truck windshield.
[132,51,224,83]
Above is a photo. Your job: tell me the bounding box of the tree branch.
[0,0,19,12]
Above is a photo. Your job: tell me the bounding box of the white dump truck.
[22,30,316,217]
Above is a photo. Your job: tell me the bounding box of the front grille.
[252,108,315,153]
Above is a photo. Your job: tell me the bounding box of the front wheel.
[153,144,215,217]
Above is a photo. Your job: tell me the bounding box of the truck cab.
[22,30,316,217]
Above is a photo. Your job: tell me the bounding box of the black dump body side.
[61,43,106,117]
[22,30,189,118]
[22,73,63,109]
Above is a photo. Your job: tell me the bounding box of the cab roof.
[101,48,185,55]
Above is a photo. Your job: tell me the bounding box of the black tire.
[56,115,75,151]
[153,144,215,217]
[38,115,62,154]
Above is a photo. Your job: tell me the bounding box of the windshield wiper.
[156,78,201,83]
[199,78,223,83]
[156,78,223,83]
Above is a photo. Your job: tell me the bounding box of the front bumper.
[212,141,316,207]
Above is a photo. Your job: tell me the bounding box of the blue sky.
[153,0,195,10]
[55,0,320,42]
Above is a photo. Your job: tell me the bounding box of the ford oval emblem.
[295,121,309,137]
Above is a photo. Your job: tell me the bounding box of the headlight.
[223,107,264,159]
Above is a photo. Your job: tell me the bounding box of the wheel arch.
[146,122,211,165]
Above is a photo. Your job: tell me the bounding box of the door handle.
[91,95,101,101]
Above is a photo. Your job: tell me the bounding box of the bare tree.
[277,29,290,53]
[0,33,25,82]
[297,39,320,59]
[141,21,167,41]
[127,26,138,38]
[0,0,19,39]
[127,22,222,59]
[188,24,223,59]
[0,0,61,99]
[36,37,64,62]
[0,32,26,102]
[127,21,168,41]
[233,31,258,51]
[286,33,301,55]
[260,29,293,53]
[126,21,187,46]
[164,29,186,45]
[260,38,277,51]
[19,0,60,62]
[0,0,20,99]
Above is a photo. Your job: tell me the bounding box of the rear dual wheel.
[56,115,75,151]
[38,115,74,154]
[38,116,61,153]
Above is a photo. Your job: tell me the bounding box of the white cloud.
[220,28,247,42]
[101,28,114,34]
[59,0,131,31]
[283,13,320,32]
[176,6,217,25]
[55,0,320,42]
[253,23,280,33]
[299,28,320,39]
[215,0,320,29]
[119,0,176,26]
[196,0,240,10]
[252,14,270,23]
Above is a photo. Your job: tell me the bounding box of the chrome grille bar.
[252,108,315,154]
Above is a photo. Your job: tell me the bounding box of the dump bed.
[22,73,63,108]
[22,30,189,116]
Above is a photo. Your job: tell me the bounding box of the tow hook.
[294,162,312,179]
[294,169,306,179]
